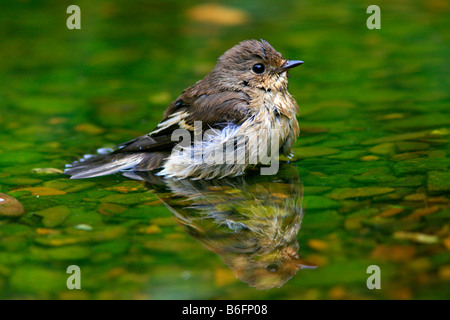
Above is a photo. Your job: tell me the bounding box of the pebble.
[377,207,404,218]
[0,193,25,217]
[31,168,63,175]
[390,152,424,161]
[34,205,71,227]
[304,195,341,209]
[396,141,429,152]
[393,231,439,244]
[360,155,379,161]
[74,123,105,135]
[369,143,396,155]
[15,187,66,196]
[294,146,339,158]
[404,193,427,201]
[427,171,450,193]
[405,206,440,220]
[327,187,395,200]
[186,3,249,26]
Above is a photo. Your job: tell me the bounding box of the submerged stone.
[98,192,158,205]
[396,141,430,152]
[351,174,396,184]
[31,168,64,175]
[303,186,332,195]
[294,146,339,158]
[327,187,395,200]
[427,171,450,193]
[393,231,439,244]
[360,155,379,161]
[15,187,66,196]
[74,123,105,135]
[390,152,425,161]
[362,130,432,145]
[43,179,96,193]
[369,143,396,155]
[393,158,449,175]
[34,205,71,227]
[10,266,67,293]
[106,181,147,193]
[328,150,366,160]
[98,202,127,215]
[1,177,43,186]
[304,196,341,210]
[0,193,25,217]
[390,175,425,187]
[404,193,427,201]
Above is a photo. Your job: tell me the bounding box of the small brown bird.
[65,40,303,180]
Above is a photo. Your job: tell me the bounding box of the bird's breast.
[247,90,299,143]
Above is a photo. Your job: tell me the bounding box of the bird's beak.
[276,60,304,73]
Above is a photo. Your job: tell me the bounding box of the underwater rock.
[105,181,147,193]
[390,152,424,161]
[0,177,42,186]
[138,225,162,234]
[361,130,433,145]
[31,168,64,175]
[303,186,332,195]
[98,192,158,205]
[327,187,395,200]
[10,266,67,293]
[43,179,96,193]
[427,171,450,193]
[393,231,438,244]
[404,193,427,201]
[393,158,449,175]
[351,174,396,183]
[294,146,339,158]
[15,187,66,196]
[304,195,341,210]
[328,150,366,160]
[396,141,429,152]
[34,205,71,227]
[0,193,25,217]
[0,151,43,165]
[389,175,424,187]
[360,155,379,161]
[74,123,105,135]
[187,3,249,26]
[369,143,396,155]
[98,203,127,215]
[377,207,404,218]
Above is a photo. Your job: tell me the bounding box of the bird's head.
[211,39,303,92]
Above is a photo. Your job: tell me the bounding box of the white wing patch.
[150,111,188,136]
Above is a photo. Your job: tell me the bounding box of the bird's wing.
[115,90,251,154]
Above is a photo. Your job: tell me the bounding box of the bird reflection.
[125,164,315,289]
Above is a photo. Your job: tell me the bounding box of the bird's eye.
[266,263,279,273]
[252,63,265,74]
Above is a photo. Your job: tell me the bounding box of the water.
[0,0,449,299]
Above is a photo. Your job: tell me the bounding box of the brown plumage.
[65,39,303,180]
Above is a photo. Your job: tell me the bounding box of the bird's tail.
[64,152,168,179]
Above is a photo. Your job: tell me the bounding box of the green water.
[0,0,449,299]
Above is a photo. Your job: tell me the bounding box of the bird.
[65,39,303,180]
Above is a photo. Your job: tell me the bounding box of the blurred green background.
[0,0,448,299]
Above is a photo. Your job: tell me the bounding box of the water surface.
[0,0,448,299]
